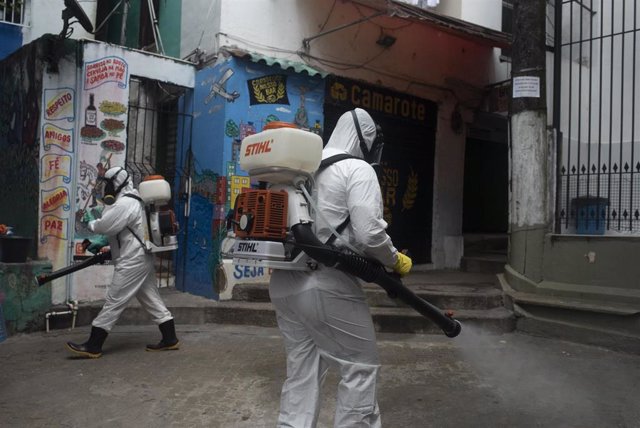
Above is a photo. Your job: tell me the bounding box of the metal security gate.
[126,77,193,286]
[554,0,640,234]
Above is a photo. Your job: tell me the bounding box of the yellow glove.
[393,252,412,276]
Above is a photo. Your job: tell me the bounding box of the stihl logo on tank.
[245,140,273,156]
[238,242,258,252]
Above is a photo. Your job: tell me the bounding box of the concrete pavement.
[1,324,639,427]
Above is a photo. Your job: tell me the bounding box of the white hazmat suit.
[66,167,178,359]
[270,108,400,427]
[87,168,173,331]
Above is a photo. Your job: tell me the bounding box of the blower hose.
[35,251,112,286]
[292,224,462,337]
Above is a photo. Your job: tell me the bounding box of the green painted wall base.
[0,261,52,334]
[502,232,640,352]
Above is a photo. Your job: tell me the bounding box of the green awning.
[226,48,329,78]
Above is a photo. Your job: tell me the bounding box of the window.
[0,0,24,25]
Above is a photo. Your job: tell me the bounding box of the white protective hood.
[324,108,378,160]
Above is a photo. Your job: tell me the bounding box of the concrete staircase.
[69,235,515,335]
[71,270,516,335]
[228,271,515,334]
[461,233,508,274]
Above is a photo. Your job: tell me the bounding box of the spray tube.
[35,250,111,287]
[291,224,462,337]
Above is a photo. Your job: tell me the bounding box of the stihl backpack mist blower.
[228,122,461,338]
[36,175,178,287]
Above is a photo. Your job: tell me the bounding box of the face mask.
[351,110,384,165]
[95,168,128,205]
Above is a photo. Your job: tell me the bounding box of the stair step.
[371,306,515,334]
[461,255,507,274]
[463,234,508,253]
[71,287,515,335]
[112,301,514,334]
[232,283,505,310]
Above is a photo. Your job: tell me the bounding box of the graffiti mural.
[177,54,325,299]
[73,52,129,248]
[38,54,77,304]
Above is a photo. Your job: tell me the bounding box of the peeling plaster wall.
[0,37,58,249]
[430,98,467,268]
[511,111,548,228]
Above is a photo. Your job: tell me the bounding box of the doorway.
[462,137,508,233]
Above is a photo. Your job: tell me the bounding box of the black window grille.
[126,77,193,285]
[0,0,24,25]
[554,0,640,234]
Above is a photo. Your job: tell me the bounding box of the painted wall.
[38,41,81,304]
[1,36,196,308]
[158,0,181,58]
[0,260,52,334]
[177,54,324,299]
[64,41,194,303]
[0,22,23,60]
[457,0,511,83]
[433,0,513,92]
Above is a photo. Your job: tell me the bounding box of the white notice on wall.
[512,76,540,98]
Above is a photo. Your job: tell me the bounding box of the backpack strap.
[325,216,350,246]
[317,153,361,172]
[121,193,150,252]
[122,193,144,203]
[316,155,361,245]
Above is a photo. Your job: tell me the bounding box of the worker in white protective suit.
[67,167,179,358]
[269,108,413,427]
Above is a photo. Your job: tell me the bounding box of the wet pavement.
[1,323,639,428]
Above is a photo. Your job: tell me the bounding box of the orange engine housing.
[234,189,288,240]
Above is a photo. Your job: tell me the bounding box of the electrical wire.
[352,1,413,31]
[319,0,338,32]
[196,0,218,51]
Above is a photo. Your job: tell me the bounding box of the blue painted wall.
[0,23,23,60]
[175,55,325,299]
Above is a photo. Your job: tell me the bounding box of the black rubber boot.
[146,319,180,351]
[66,326,108,358]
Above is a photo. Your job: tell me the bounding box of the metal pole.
[120,0,129,46]
[553,0,563,233]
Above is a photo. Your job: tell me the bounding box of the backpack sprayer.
[229,123,461,337]
[35,175,178,286]
[136,175,179,253]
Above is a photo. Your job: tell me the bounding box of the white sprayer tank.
[139,175,171,205]
[240,125,322,183]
